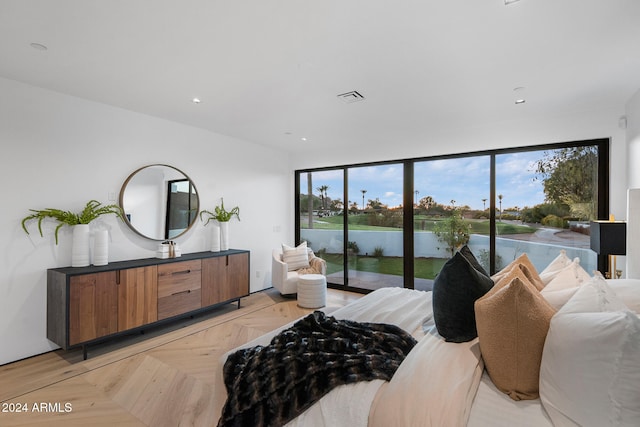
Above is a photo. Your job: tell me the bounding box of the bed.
[218,248,640,427]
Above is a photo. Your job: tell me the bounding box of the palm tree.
[498,194,503,222]
[482,198,487,210]
[317,186,324,210]
[316,185,329,210]
[360,189,367,211]
[414,190,419,206]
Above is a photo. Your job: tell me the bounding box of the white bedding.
[468,371,553,427]
[221,287,557,426]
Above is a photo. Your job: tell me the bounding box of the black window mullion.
[490,154,496,275]
[403,161,414,289]
[343,168,349,287]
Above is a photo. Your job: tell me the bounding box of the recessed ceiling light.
[301,137,308,142]
[515,99,526,105]
[192,98,201,104]
[505,0,522,5]
[30,42,47,51]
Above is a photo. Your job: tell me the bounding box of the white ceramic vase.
[211,222,221,252]
[71,224,91,267]
[220,221,229,251]
[93,229,109,266]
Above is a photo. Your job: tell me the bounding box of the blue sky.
[303,150,548,211]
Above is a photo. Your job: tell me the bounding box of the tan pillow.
[491,253,544,291]
[475,269,556,400]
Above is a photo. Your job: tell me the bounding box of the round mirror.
[120,164,199,241]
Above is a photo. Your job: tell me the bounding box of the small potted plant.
[22,200,123,266]
[199,198,240,251]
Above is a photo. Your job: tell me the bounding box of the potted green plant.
[22,199,123,243]
[21,200,124,267]
[199,198,240,251]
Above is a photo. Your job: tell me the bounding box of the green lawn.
[321,253,448,280]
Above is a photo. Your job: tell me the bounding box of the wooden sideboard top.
[48,249,250,276]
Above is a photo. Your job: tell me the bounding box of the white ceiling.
[1,0,640,152]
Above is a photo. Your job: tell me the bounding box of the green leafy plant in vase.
[199,198,240,251]
[21,200,124,267]
[21,199,124,244]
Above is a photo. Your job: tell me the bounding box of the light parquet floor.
[0,288,362,426]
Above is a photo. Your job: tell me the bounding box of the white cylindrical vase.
[71,224,91,267]
[211,223,221,252]
[220,221,229,251]
[93,230,109,266]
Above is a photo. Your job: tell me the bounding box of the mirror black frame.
[119,164,200,241]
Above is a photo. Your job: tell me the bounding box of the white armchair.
[272,246,327,295]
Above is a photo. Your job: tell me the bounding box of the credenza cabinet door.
[68,266,158,345]
[117,266,158,331]
[201,253,249,307]
[69,272,118,346]
[226,252,249,301]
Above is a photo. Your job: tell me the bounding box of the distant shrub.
[541,214,566,228]
[373,246,384,258]
[347,241,360,254]
[478,249,503,273]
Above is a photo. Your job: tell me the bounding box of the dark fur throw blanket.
[218,311,417,427]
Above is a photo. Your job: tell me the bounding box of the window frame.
[295,138,610,292]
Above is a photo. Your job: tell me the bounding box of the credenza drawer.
[158,289,202,320]
[157,260,201,298]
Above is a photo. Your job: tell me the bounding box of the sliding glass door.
[346,163,404,291]
[413,156,490,290]
[299,170,345,283]
[495,148,598,274]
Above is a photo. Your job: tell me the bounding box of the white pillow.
[540,260,591,309]
[539,287,579,311]
[281,242,310,271]
[539,275,640,427]
[539,250,574,285]
[541,259,590,293]
[607,279,640,314]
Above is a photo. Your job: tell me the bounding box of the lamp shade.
[590,221,626,255]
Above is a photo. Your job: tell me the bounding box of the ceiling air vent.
[337,91,365,103]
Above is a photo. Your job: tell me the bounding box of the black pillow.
[432,251,494,342]
[458,245,489,277]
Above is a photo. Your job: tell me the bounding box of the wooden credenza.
[47,249,249,357]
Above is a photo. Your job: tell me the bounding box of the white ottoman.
[297,274,327,308]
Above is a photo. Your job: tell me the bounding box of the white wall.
[291,107,630,220]
[627,89,640,188]
[0,77,292,365]
[625,89,640,278]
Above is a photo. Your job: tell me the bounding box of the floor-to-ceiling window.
[345,163,404,290]
[413,156,491,290]
[495,146,600,274]
[295,139,608,293]
[299,169,345,282]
